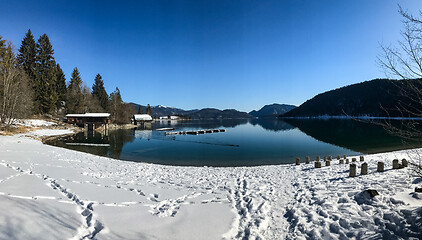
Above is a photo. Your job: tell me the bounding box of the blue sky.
[1,0,421,112]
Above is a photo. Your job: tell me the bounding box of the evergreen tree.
[91,74,108,111]
[109,87,123,122]
[67,67,84,113]
[146,104,152,115]
[138,105,143,114]
[109,87,134,124]
[17,29,37,88]
[56,64,66,108]
[0,36,7,59]
[35,34,57,114]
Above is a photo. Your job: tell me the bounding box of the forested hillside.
[283,79,422,117]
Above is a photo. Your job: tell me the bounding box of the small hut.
[133,114,153,125]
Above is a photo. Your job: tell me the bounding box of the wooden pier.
[165,129,226,136]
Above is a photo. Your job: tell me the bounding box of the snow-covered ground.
[0,131,421,239]
[27,129,75,137]
[15,119,57,127]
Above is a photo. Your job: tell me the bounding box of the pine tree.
[17,29,37,88]
[56,64,66,108]
[91,74,108,111]
[35,34,57,114]
[0,36,6,57]
[67,67,84,113]
[137,105,143,114]
[109,87,135,124]
[109,87,123,122]
[146,104,152,115]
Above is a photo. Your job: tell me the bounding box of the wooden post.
[325,160,331,166]
[339,159,344,164]
[361,163,368,175]
[393,159,400,169]
[344,155,347,159]
[346,159,349,164]
[323,156,327,161]
[360,156,364,162]
[296,158,300,165]
[337,155,340,160]
[377,162,384,172]
[352,158,357,162]
[316,156,320,161]
[349,164,357,177]
[402,159,408,167]
[305,156,310,164]
[328,156,332,160]
[315,161,322,168]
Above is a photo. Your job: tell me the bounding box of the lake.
[46,118,422,167]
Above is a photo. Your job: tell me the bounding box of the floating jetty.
[66,143,110,147]
[155,127,175,131]
[165,129,226,136]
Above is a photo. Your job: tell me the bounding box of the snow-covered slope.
[0,134,420,239]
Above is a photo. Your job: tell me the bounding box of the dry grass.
[0,125,35,136]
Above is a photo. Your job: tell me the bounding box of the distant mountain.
[283,79,422,118]
[249,104,296,117]
[189,108,252,119]
[128,103,194,117]
[128,103,251,119]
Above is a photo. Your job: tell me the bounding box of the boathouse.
[65,113,110,128]
[133,114,153,125]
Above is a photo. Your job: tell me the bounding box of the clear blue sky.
[1,0,421,112]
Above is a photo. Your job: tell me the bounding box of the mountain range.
[129,103,252,119]
[129,78,422,119]
[128,103,295,119]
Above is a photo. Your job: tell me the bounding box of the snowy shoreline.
[0,127,421,239]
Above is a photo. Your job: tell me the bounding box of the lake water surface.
[47,119,422,167]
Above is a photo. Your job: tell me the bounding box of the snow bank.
[16,119,57,127]
[0,134,420,239]
[28,129,74,137]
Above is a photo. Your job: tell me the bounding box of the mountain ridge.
[128,103,252,119]
[249,103,296,117]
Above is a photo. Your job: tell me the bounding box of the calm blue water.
[47,119,421,167]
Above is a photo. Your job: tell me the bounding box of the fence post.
[315,161,322,168]
[349,164,357,177]
[393,159,400,169]
[361,162,368,175]
[377,162,384,172]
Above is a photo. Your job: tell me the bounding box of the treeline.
[0,29,135,124]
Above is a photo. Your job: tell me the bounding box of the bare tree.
[82,84,103,113]
[0,41,33,126]
[378,6,422,176]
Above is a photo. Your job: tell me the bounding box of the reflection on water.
[46,118,422,167]
[284,119,422,154]
[249,118,295,132]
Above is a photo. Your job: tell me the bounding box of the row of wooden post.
[295,155,364,167]
[295,156,408,178]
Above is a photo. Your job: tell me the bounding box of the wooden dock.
[155,127,175,131]
[165,129,226,136]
